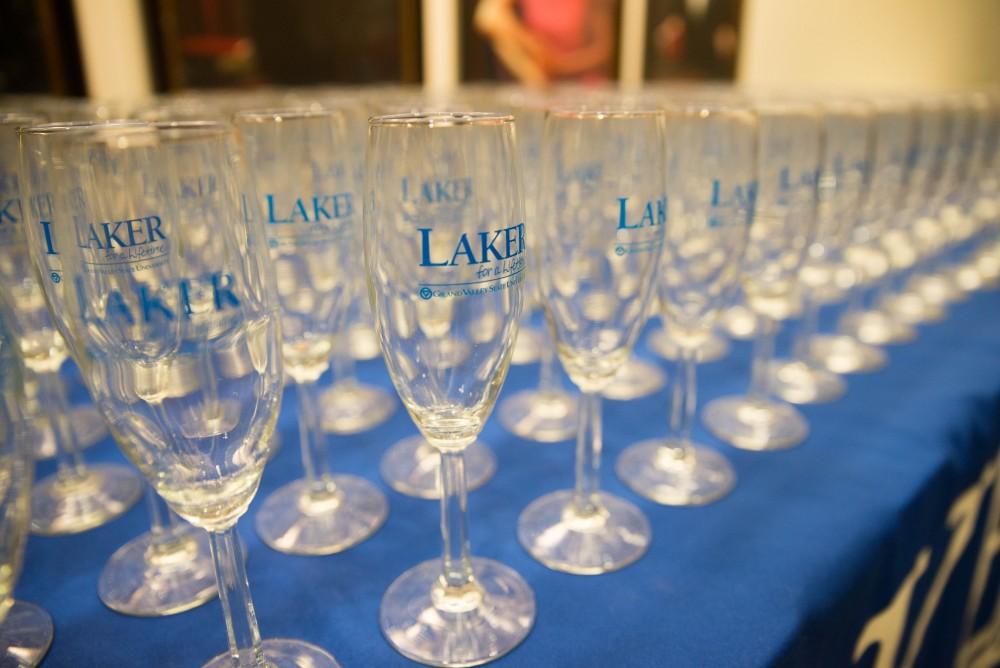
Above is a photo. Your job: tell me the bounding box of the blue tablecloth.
[19,288,1000,668]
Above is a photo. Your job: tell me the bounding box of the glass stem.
[572,391,602,516]
[330,335,357,389]
[208,527,265,668]
[295,379,336,496]
[537,325,560,397]
[793,294,819,363]
[747,315,776,405]
[840,272,866,332]
[145,484,168,540]
[666,346,697,456]
[438,448,475,589]
[36,369,86,479]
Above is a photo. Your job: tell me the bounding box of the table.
[19,288,1000,667]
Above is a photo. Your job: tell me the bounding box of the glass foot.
[31,405,107,460]
[498,389,578,443]
[703,395,808,451]
[517,490,651,575]
[721,304,758,340]
[98,528,217,616]
[646,328,730,363]
[254,476,387,555]
[809,334,887,374]
[909,274,964,306]
[770,358,846,404]
[601,357,666,401]
[616,439,735,506]
[349,323,382,361]
[203,638,340,668]
[975,252,1000,285]
[380,436,495,499]
[879,291,945,324]
[380,557,535,668]
[320,381,396,434]
[30,464,143,536]
[839,310,915,345]
[954,263,984,292]
[510,326,543,365]
[0,600,53,668]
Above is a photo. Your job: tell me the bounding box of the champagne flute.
[771,98,873,403]
[17,115,220,617]
[835,98,918,346]
[235,108,388,556]
[703,99,822,451]
[0,319,52,667]
[617,100,755,505]
[370,100,500,499]
[519,105,666,574]
[366,111,535,666]
[0,113,142,536]
[496,91,579,443]
[21,120,338,667]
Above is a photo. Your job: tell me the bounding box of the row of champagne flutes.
[0,81,995,668]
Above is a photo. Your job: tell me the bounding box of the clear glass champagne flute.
[17,114,221,617]
[0,318,53,667]
[0,113,142,536]
[496,93,579,442]
[876,95,952,326]
[363,100,500,499]
[835,98,919,346]
[234,108,387,556]
[703,99,822,451]
[366,111,535,667]
[21,119,338,667]
[770,98,873,404]
[616,100,755,505]
[519,105,666,574]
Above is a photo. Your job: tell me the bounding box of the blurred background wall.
[1,0,996,101]
[739,0,1000,91]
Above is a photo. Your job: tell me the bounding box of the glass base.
[498,389,578,443]
[349,323,382,361]
[0,600,53,668]
[953,263,984,292]
[975,252,1000,285]
[510,326,543,365]
[380,436,495,500]
[646,328,730,363]
[809,334,887,374]
[721,304,758,340]
[254,476,387,555]
[839,310,916,345]
[203,638,340,668]
[98,528,217,617]
[703,395,808,451]
[908,273,964,306]
[769,358,846,404]
[517,490,651,575]
[616,439,735,506]
[601,358,667,401]
[30,464,143,536]
[320,381,396,435]
[380,557,534,668]
[879,291,946,325]
[31,405,107,460]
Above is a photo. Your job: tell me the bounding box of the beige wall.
[738,0,1000,91]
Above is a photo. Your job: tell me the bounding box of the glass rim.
[18,119,150,137]
[545,106,665,120]
[153,119,233,139]
[369,111,515,127]
[234,107,344,123]
[0,111,45,127]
